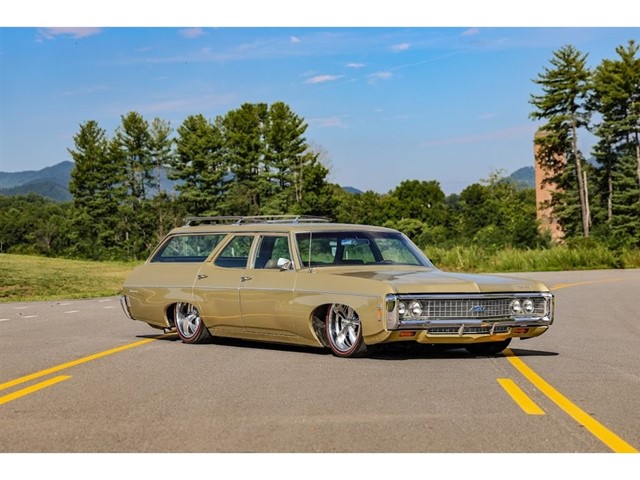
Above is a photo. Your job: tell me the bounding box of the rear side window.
[151,234,225,263]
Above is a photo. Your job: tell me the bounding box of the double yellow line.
[0,338,156,405]
[496,276,638,453]
[501,349,638,453]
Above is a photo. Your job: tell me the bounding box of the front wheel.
[465,338,511,356]
[175,303,212,344]
[325,304,375,358]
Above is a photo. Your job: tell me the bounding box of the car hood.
[334,268,549,294]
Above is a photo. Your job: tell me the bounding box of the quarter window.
[150,234,225,263]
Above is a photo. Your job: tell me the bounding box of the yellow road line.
[0,375,72,406]
[497,378,545,415]
[0,338,156,392]
[504,349,638,453]
[550,278,625,291]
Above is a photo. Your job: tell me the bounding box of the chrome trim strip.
[119,295,134,320]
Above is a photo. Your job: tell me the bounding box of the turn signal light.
[399,331,416,337]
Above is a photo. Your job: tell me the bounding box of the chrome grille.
[423,297,546,319]
[387,292,553,330]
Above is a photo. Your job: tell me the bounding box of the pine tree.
[222,103,269,215]
[149,117,174,196]
[171,114,227,215]
[530,45,592,238]
[114,111,154,202]
[68,120,123,258]
[590,40,640,245]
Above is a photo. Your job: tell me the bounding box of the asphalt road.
[1,269,640,457]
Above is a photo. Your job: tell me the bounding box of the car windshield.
[295,231,433,268]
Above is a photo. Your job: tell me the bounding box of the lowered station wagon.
[120,216,554,358]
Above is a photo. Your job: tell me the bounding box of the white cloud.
[390,42,410,52]
[60,85,108,97]
[462,28,480,36]
[305,74,343,84]
[308,116,348,128]
[346,62,365,68]
[367,71,393,83]
[478,112,500,120]
[37,28,102,40]
[290,36,300,44]
[180,28,206,38]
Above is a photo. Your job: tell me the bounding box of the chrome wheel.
[175,303,211,344]
[325,304,373,358]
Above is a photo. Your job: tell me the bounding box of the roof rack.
[183,215,332,227]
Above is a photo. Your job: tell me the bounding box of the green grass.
[426,245,640,272]
[0,254,140,303]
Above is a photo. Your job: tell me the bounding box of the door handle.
[241,276,252,282]
[197,274,208,280]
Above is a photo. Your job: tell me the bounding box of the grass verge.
[0,254,139,303]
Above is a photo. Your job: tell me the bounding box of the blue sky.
[1,3,638,194]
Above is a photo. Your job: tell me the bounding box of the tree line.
[0,97,542,260]
[1,39,638,261]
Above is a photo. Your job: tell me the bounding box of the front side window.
[254,235,292,269]
[214,235,254,269]
[151,234,225,263]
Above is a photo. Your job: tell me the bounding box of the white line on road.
[14,306,28,310]
[98,299,112,303]
[103,306,116,309]
[64,310,80,314]
[23,315,38,319]
[0,319,9,322]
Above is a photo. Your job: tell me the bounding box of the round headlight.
[409,301,423,317]
[509,299,522,315]
[522,299,535,315]
[398,302,407,316]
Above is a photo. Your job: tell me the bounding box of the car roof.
[167,216,398,235]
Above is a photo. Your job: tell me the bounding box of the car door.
[127,233,225,327]
[238,234,298,336]
[192,234,255,333]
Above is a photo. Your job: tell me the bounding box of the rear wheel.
[175,303,211,344]
[325,303,375,358]
[465,338,511,356]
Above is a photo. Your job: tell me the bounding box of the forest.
[1,40,638,266]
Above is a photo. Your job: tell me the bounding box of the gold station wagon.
[120,216,554,358]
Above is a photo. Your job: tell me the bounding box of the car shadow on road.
[138,333,559,360]
[508,348,559,358]
[370,344,560,361]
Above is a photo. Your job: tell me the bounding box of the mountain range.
[0,162,535,202]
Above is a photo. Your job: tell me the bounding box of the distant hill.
[507,166,535,189]
[0,180,73,202]
[0,161,180,202]
[0,161,74,201]
[1,161,536,201]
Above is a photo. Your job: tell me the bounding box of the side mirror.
[277,257,293,270]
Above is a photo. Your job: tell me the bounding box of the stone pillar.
[534,130,564,241]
